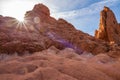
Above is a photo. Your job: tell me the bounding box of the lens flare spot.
[34,17,40,24]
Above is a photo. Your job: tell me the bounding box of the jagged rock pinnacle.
[95,6,120,44]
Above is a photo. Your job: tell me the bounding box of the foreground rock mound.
[0,4,109,55]
[95,6,120,44]
[0,47,120,80]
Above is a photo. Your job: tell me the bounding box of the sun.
[1,0,37,22]
[16,16,25,22]
[1,0,58,21]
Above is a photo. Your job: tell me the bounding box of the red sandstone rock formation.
[0,4,109,55]
[95,6,120,44]
[0,4,120,80]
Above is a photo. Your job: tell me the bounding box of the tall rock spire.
[95,6,120,44]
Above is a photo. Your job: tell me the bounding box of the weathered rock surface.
[0,47,120,80]
[95,6,120,44]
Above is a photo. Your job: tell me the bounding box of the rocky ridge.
[0,4,109,55]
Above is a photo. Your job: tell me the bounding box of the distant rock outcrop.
[95,6,120,44]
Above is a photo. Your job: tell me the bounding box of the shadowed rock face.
[0,4,109,55]
[95,6,120,44]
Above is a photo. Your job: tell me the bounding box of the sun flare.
[1,0,37,22]
[16,16,25,22]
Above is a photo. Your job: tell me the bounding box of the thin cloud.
[40,0,90,12]
[51,0,120,19]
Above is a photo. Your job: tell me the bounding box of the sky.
[0,0,120,35]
